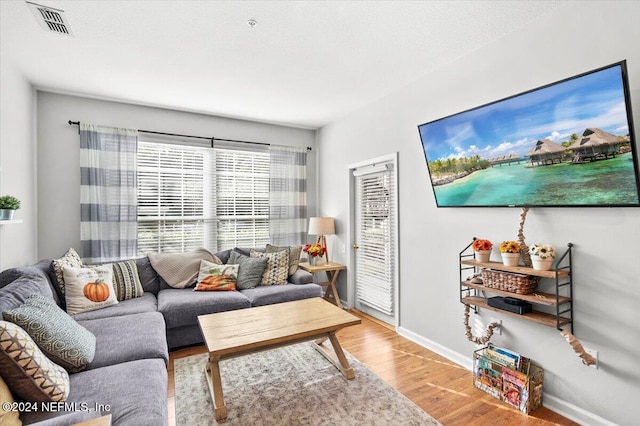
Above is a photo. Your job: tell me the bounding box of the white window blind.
[355,164,395,315]
[136,141,269,255]
[214,149,270,249]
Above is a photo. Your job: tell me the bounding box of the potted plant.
[499,240,521,266]
[472,239,493,263]
[529,243,556,271]
[303,243,326,266]
[0,195,20,221]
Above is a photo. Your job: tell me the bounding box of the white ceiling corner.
[0,0,568,129]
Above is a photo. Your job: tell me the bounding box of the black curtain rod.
[68,120,312,151]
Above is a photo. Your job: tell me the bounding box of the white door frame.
[346,152,399,330]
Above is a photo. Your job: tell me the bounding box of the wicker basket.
[481,269,538,294]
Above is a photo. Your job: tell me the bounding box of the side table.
[298,261,346,308]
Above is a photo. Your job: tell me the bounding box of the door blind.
[354,164,395,315]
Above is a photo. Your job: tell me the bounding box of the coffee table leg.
[204,355,227,420]
[312,332,355,380]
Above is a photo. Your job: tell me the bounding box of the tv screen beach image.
[418,62,640,207]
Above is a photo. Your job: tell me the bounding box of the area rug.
[174,342,441,425]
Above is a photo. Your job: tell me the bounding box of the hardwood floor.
[167,310,578,426]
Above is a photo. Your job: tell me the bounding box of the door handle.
[353,244,359,249]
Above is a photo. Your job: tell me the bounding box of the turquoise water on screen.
[433,152,639,206]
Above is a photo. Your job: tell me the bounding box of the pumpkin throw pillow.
[194,260,238,291]
[52,248,83,295]
[0,320,70,403]
[227,251,268,290]
[91,260,144,301]
[3,294,96,372]
[63,266,118,315]
[266,244,302,276]
[250,249,290,285]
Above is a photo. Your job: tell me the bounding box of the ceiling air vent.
[26,1,73,36]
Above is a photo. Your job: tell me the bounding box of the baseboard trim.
[397,326,472,370]
[543,394,617,426]
[397,326,614,426]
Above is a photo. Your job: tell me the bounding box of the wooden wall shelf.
[459,242,574,333]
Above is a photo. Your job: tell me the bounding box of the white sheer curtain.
[268,145,307,246]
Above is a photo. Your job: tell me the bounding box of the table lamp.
[308,217,335,264]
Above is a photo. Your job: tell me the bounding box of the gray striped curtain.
[269,145,307,246]
[80,123,138,263]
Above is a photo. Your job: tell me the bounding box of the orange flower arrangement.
[472,239,492,251]
[303,243,326,258]
[499,240,521,253]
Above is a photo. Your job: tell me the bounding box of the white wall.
[318,2,640,425]
[36,92,317,260]
[0,57,37,270]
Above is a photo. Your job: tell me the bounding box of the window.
[137,141,269,255]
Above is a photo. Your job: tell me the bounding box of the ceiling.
[0,0,568,129]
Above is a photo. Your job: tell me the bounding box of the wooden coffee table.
[197,298,361,421]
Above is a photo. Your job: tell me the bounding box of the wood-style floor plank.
[167,310,578,426]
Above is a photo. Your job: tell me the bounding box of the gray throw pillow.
[228,251,268,290]
[3,294,96,372]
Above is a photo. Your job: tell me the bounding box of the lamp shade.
[308,217,335,236]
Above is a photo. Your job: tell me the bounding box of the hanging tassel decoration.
[463,304,499,345]
[560,330,597,366]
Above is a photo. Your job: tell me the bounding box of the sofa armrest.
[288,269,314,284]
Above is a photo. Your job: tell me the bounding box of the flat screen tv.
[417,60,640,207]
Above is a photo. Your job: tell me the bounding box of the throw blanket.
[148,248,221,289]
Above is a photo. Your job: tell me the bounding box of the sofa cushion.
[20,359,168,426]
[0,273,54,317]
[194,260,238,291]
[240,284,322,307]
[63,266,118,315]
[3,294,96,372]
[266,244,302,275]
[0,259,63,306]
[251,249,289,285]
[52,248,83,295]
[71,292,157,321]
[0,321,70,403]
[158,288,250,329]
[135,257,161,295]
[288,268,314,285]
[227,251,267,290]
[79,312,168,369]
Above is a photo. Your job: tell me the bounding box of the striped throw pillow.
[110,260,144,301]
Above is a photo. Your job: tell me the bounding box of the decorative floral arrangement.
[303,243,326,258]
[472,239,492,251]
[529,243,556,259]
[499,240,521,254]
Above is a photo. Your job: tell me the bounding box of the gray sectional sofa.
[0,248,322,425]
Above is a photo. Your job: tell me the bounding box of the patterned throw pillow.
[63,266,119,315]
[227,251,268,290]
[250,249,290,285]
[0,321,70,402]
[52,248,83,295]
[266,244,302,276]
[110,260,144,301]
[194,260,238,291]
[3,294,96,372]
